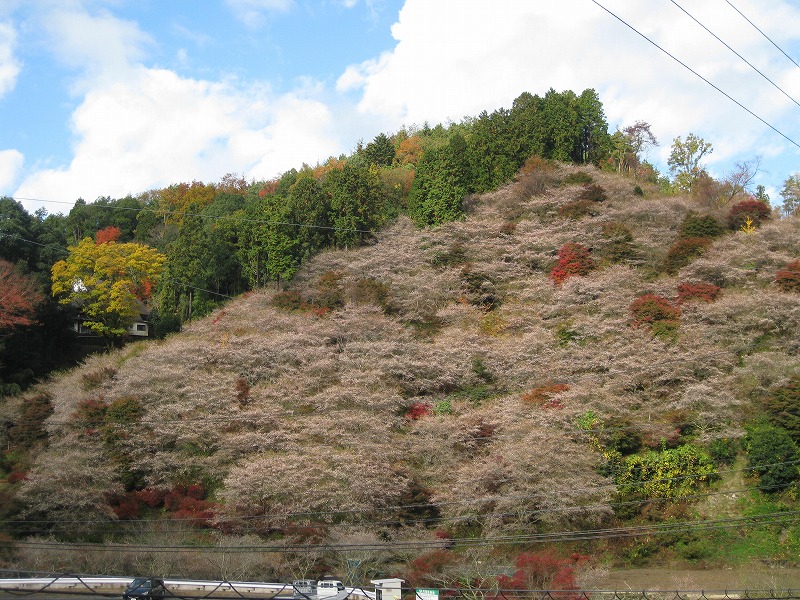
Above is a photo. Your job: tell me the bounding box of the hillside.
[2,163,800,584]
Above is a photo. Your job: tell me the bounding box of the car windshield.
[128,579,152,591]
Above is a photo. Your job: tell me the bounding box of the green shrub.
[600,221,637,264]
[709,438,738,465]
[347,277,390,309]
[761,377,800,443]
[679,211,725,239]
[460,264,500,310]
[743,423,800,492]
[429,242,468,267]
[600,416,643,456]
[313,271,344,310]
[106,396,144,425]
[559,199,598,219]
[663,237,711,274]
[433,398,453,415]
[471,357,494,383]
[271,290,307,311]
[9,392,53,449]
[633,185,644,196]
[615,444,716,502]
[630,294,681,328]
[578,183,607,202]
[562,171,594,185]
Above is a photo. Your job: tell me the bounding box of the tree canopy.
[51,237,166,340]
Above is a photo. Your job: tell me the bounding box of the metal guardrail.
[0,578,797,600]
[0,577,375,600]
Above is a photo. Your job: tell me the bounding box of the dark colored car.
[123,578,166,600]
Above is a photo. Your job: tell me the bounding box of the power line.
[9,196,376,235]
[668,0,800,110]
[0,231,234,299]
[4,510,798,553]
[589,0,800,150]
[4,459,798,528]
[724,0,800,71]
[2,480,791,537]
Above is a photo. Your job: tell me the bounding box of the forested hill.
[0,88,610,394]
[2,160,800,584]
[1,87,800,586]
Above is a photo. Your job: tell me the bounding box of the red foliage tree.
[95,226,122,244]
[0,259,43,332]
[550,243,595,284]
[775,260,800,292]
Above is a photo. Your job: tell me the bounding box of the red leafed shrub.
[497,551,587,595]
[136,487,166,507]
[630,294,681,327]
[164,489,184,511]
[111,494,141,519]
[407,549,456,586]
[775,260,800,292]
[727,199,771,230]
[71,396,109,435]
[6,471,28,484]
[405,402,433,420]
[550,243,595,284]
[95,226,122,245]
[186,483,206,500]
[311,306,332,318]
[433,529,451,540]
[521,384,570,409]
[676,281,721,303]
[172,498,215,527]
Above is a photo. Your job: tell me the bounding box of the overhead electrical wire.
[8,196,376,235]
[589,0,800,150]
[2,480,792,537]
[668,0,800,110]
[724,0,800,71]
[0,231,234,299]
[4,459,798,529]
[4,510,798,553]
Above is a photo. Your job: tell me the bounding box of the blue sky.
[2,0,800,215]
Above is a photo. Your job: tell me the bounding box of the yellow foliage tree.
[51,238,167,340]
[156,180,217,224]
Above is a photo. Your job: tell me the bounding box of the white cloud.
[41,7,153,91]
[14,67,339,205]
[224,0,293,28]
[0,149,23,192]
[0,21,20,98]
[339,0,800,178]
